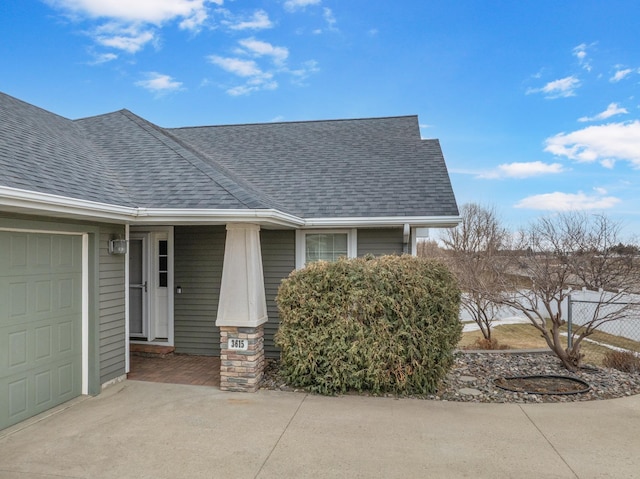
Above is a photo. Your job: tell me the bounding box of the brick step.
[130,343,175,358]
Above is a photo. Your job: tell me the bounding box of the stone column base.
[219,325,265,393]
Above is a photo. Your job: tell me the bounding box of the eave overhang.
[0,186,461,229]
[301,216,462,229]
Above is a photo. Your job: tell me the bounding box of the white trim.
[295,228,357,269]
[127,226,174,346]
[0,186,137,222]
[167,226,175,346]
[0,186,304,227]
[0,185,461,229]
[411,227,418,256]
[0,227,85,235]
[302,216,462,228]
[82,234,89,395]
[133,208,304,227]
[124,224,130,374]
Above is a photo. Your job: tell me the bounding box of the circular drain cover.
[494,375,590,395]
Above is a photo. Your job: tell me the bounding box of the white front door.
[129,228,173,344]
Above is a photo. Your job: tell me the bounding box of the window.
[158,240,168,287]
[296,229,357,269]
[306,233,347,263]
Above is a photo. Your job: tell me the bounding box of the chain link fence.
[567,290,640,353]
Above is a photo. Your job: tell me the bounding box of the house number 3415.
[228,338,248,351]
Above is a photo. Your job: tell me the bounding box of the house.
[0,91,460,429]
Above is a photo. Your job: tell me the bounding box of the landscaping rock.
[261,352,640,403]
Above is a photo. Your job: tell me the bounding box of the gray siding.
[174,226,225,356]
[357,228,404,256]
[171,226,399,359]
[261,230,295,358]
[98,225,126,384]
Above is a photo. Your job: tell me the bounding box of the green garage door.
[0,231,83,430]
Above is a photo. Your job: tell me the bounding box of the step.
[130,343,175,358]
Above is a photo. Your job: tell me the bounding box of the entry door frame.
[127,226,174,348]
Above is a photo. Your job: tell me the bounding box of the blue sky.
[2,1,640,239]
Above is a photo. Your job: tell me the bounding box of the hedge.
[275,255,461,395]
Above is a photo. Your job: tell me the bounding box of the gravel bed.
[260,351,640,403]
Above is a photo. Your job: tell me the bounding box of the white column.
[216,223,268,328]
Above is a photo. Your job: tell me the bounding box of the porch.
[128,351,221,388]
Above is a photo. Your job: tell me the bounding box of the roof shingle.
[0,91,459,219]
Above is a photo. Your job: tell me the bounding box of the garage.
[0,231,84,430]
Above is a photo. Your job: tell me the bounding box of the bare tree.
[440,203,508,341]
[416,239,445,259]
[495,212,640,371]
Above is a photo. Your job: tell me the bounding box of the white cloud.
[227,79,278,96]
[610,68,634,82]
[47,0,220,54]
[94,22,156,53]
[283,0,321,12]
[208,36,319,95]
[600,158,616,169]
[573,43,587,61]
[208,56,263,77]
[527,75,581,99]
[135,72,183,93]
[578,102,628,122]
[227,10,273,30]
[88,52,118,64]
[178,7,208,31]
[545,121,640,167]
[238,38,289,65]
[479,161,565,179]
[573,43,592,71]
[208,55,282,95]
[46,0,218,26]
[323,7,337,30]
[288,59,320,84]
[515,192,620,211]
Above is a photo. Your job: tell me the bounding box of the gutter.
[302,215,462,228]
[0,185,462,229]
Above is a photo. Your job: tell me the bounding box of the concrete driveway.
[1,380,639,479]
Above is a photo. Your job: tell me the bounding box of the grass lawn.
[459,321,640,367]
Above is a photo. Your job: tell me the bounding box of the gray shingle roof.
[0,92,133,206]
[0,91,459,219]
[168,117,459,218]
[75,110,285,210]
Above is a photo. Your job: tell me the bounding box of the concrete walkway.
[1,380,639,479]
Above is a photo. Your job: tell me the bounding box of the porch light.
[108,238,128,255]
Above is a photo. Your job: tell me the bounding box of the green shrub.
[275,255,462,395]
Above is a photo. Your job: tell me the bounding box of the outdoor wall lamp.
[108,238,128,255]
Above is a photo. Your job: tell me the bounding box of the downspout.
[402,223,410,254]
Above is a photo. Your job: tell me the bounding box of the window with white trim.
[295,229,357,269]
